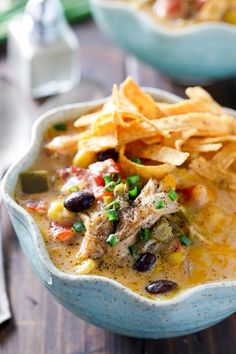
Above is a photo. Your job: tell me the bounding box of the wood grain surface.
[1,19,236,354]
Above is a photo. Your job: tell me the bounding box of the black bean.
[97,149,119,162]
[145,280,177,294]
[133,253,156,272]
[64,191,95,212]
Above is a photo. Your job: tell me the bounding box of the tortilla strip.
[191,136,236,144]
[161,98,222,116]
[174,129,199,150]
[92,114,116,133]
[120,112,160,130]
[183,136,236,152]
[112,84,138,114]
[119,145,176,180]
[120,77,165,119]
[46,134,79,155]
[212,143,236,170]
[185,87,223,115]
[71,77,236,192]
[141,135,162,145]
[79,115,118,152]
[127,142,189,166]
[78,133,118,152]
[153,113,235,137]
[183,142,223,152]
[74,112,99,128]
[190,157,236,192]
[118,120,166,145]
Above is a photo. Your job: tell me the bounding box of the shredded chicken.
[109,179,180,258]
[77,179,180,261]
[78,209,113,260]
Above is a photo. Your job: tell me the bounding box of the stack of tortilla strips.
[61,77,236,190]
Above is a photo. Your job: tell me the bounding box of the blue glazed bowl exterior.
[3,89,236,339]
[90,0,236,82]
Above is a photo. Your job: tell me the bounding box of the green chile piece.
[20,171,49,194]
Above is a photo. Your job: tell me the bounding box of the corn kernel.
[224,10,236,25]
[48,200,74,223]
[76,259,97,275]
[73,150,96,168]
[152,264,162,277]
[167,251,185,266]
[160,174,176,192]
[103,196,113,204]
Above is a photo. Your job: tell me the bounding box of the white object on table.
[8,0,80,99]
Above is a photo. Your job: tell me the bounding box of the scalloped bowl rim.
[2,87,236,308]
[90,0,236,36]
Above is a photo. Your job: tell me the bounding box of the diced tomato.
[166,0,182,16]
[88,159,120,186]
[57,167,71,179]
[71,165,80,174]
[177,186,196,202]
[93,175,105,186]
[57,166,87,179]
[94,186,113,201]
[194,0,207,9]
[50,223,75,241]
[172,238,182,252]
[57,160,120,202]
[25,200,48,213]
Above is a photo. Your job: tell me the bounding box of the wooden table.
[1,19,236,354]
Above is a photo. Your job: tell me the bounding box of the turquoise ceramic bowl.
[2,88,236,339]
[90,0,236,82]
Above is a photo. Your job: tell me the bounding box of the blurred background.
[1,1,236,354]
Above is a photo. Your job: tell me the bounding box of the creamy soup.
[15,78,236,299]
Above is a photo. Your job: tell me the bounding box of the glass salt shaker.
[8,0,80,98]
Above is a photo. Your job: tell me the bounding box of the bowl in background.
[90,0,236,83]
[2,88,236,339]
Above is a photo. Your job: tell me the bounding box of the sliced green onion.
[131,157,142,165]
[155,200,166,209]
[104,174,111,185]
[53,123,67,131]
[106,234,119,247]
[72,221,85,233]
[179,235,191,246]
[127,175,140,187]
[139,228,151,242]
[106,200,119,211]
[106,208,118,221]
[69,185,79,193]
[111,173,121,184]
[168,189,178,201]
[104,181,117,192]
[129,186,139,199]
[104,173,121,191]
[129,244,138,257]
